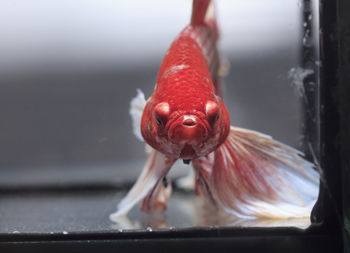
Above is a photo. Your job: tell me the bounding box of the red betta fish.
[110,0,319,221]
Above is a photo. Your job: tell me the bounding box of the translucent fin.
[192,153,216,203]
[211,126,320,219]
[218,57,230,77]
[191,0,211,25]
[110,150,176,221]
[204,0,215,22]
[141,177,172,213]
[129,89,146,142]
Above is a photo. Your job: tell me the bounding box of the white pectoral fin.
[211,126,320,219]
[110,149,176,222]
[140,176,173,213]
[218,57,230,77]
[129,89,147,142]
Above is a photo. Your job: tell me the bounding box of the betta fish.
[110,0,319,221]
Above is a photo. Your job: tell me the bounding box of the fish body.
[141,13,230,160]
[110,0,319,220]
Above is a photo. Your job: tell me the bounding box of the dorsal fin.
[191,0,211,25]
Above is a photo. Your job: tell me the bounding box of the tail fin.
[191,0,211,25]
[191,0,217,30]
[191,0,217,26]
[191,0,220,77]
[211,126,320,219]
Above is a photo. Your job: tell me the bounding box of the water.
[0,0,318,234]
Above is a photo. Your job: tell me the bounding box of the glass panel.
[0,0,320,233]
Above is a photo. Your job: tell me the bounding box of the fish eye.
[154,102,170,127]
[155,116,162,126]
[205,100,220,125]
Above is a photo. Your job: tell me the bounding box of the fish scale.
[155,28,217,113]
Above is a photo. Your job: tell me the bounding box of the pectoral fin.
[110,149,176,221]
[129,89,147,142]
[140,176,172,213]
[211,126,320,219]
[192,153,215,202]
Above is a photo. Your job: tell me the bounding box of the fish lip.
[167,115,209,146]
[165,112,211,134]
[164,113,182,132]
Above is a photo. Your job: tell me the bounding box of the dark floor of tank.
[0,190,311,235]
[0,162,311,235]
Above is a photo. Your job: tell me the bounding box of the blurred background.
[0,0,303,186]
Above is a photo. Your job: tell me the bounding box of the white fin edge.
[110,149,176,221]
[129,89,146,142]
[211,126,320,219]
[204,0,215,22]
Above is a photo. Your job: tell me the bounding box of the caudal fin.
[191,0,217,28]
[211,126,319,219]
[191,0,211,25]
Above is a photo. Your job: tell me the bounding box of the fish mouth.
[167,114,209,159]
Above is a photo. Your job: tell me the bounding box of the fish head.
[141,97,230,159]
